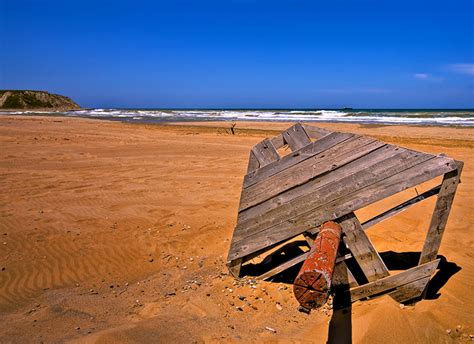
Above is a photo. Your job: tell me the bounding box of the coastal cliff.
[0,90,80,110]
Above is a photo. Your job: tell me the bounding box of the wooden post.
[293,221,342,309]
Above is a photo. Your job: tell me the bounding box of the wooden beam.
[340,213,390,282]
[332,261,358,288]
[348,259,440,302]
[361,184,441,230]
[251,139,280,167]
[227,258,243,278]
[246,151,260,173]
[282,123,311,151]
[258,252,309,281]
[388,276,431,303]
[419,161,464,264]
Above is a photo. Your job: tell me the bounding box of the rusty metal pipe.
[293,221,342,309]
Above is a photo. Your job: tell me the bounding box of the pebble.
[399,304,405,309]
[148,258,154,263]
[276,303,283,311]
[265,327,277,333]
[456,325,462,331]
[446,329,451,334]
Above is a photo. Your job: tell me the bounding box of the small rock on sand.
[265,327,276,333]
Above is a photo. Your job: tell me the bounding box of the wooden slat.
[246,151,260,173]
[282,123,311,151]
[270,133,285,150]
[243,132,355,188]
[251,139,280,167]
[301,124,332,140]
[361,184,441,230]
[332,261,358,288]
[227,258,243,278]
[236,146,429,241]
[348,259,440,302]
[239,135,383,211]
[388,276,430,303]
[229,156,456,260]
[258,251,309,281]
[340,213,390,282]
[419,161,464,264]
[238,143,397,228]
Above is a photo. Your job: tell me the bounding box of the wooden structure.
[227,123,463,304]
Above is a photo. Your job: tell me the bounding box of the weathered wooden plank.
[251,139,280,167]
[361,184,441,230]
[243,132,355,189]
[282,123,311,151]
[239,135,383,211]
[236,146,430,241]
[332,261,358,288]
[340,213,390,282]
[246,151,260,173]
[388,276,430,303]
[238,144,398,229]
[270,133,285,150]
[229,156,456,260]
[227,258,243,278]
[348,259,439,302]
[258,251,309,281]
[301,124,332,140]
[419,161,464,265]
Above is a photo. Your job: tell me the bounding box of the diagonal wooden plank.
[246,151,260,173]
[229,156,457,261]
[361,184,441,230]
[239,135,383,211]
[236,146,429,241]
[332,261,358,288]
[282,123,311,151]
[388,276,430,303]
[348,260,439,302]
[340,213,389,282]
[251,139,280,167]
[419,160,464,265]
[258,251,309,281]
[243,132,355,188]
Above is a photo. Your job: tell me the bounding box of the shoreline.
[1,109,473,128]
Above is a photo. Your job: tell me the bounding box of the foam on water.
[2,108,474,126]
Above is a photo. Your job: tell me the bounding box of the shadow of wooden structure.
[227,123,463,304]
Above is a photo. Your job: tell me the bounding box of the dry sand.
[0,115,473,343]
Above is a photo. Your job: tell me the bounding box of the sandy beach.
[0,115,473,343]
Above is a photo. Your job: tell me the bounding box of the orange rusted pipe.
[293,221,342,309]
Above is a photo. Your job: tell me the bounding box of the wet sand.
[0,115,473,343]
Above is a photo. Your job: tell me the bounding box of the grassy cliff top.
[0,90,80,110]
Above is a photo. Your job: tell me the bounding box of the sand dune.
[0,116,473,343]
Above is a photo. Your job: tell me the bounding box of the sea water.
[4,108,474,126]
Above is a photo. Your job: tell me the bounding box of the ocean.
[4,108,474,126]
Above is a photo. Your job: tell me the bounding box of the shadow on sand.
[241,245,461,344]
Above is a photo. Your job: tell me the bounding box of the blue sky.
[1,0,473,108]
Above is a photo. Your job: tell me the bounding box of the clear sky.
[1,0,473,108]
